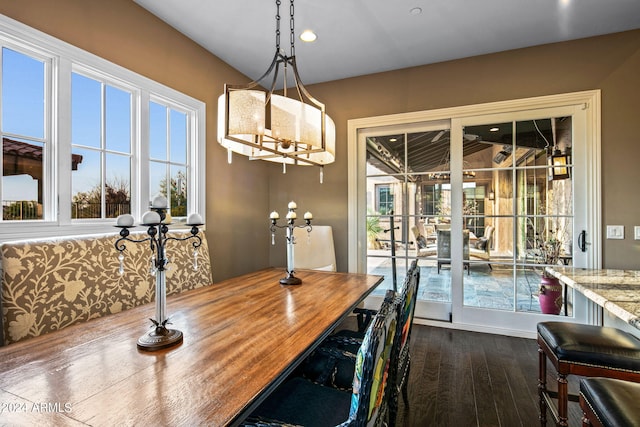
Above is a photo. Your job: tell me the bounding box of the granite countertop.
[547,267,640,331]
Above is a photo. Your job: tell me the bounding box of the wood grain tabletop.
[0,268,382,426]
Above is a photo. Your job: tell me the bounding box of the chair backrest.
[437,229,469,261]
[437,229,451,259]
[348,290,398,427]
[385,260,420,426]
[484,225,495,253]
[292,225,336,271]
[398,260,420,356]
[410,225,426,249]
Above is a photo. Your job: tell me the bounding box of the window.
[0,16,205,240]
[71,72,133,220]
[149,100,189,217]
[376,184,394,215]
[1,47,47,221]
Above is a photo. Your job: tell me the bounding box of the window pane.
[105,153,130,218]
[2,138,43,220]
[105,85,131,153]
[71,148,101,218]
[149,160,166,204]
[170,166,187,217]
[408,130,448,174]
[1,48,45,139]
[170,109,187,164]
[72,73,101,148]
[149,101,167,160]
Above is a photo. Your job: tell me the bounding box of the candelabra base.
[137,326,183,351]
[279,272,302,286]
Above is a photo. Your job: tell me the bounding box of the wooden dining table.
[0,268,383,426]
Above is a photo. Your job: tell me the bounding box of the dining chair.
[292,225,336,271]
[242,291,399,427]
[297,290,397,391]
[389,260,420,424]
[299,261,421,427]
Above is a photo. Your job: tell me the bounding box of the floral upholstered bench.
[0,231,212,346]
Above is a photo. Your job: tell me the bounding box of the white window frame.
[0,15,206,241]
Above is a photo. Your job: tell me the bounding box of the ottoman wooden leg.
[538,345,547,426]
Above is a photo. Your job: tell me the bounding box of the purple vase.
[539,276,563,315]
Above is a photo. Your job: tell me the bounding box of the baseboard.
[413,317,537,339]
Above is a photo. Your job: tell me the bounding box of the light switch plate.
[606,225,624,239]
[635,226,640,240]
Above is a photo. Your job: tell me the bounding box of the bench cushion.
[1,231,212,345]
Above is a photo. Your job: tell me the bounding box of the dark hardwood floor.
[395,324,583,427]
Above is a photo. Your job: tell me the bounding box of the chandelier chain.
[275,0,281,51]
[289,0,295,57]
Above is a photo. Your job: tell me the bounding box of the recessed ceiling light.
[389,138,397,142]
[300,30,317,42]
[409,7,422,15]
[490,127,499,132]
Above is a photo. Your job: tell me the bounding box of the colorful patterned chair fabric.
[243,291,399,427]
[389,260,420,425]
[0,230,212,345]
[299,261,420,427]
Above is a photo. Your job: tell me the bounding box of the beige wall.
[2,1,639,277]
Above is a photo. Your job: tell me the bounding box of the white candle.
[141,211,161,225]
[304,211,313,220]
[287,201,297,210]
[116,214,134,227]
[270,211,280,219]
[286,211,297,219]
[186,213,203,226]
[151,195,168,209]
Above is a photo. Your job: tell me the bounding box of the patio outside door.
[351,91,600,336]
[365,121,453,321]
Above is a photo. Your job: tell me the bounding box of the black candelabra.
[270,201,312,285]
[115,195,204,351]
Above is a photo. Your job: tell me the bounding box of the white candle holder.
[270,201,312,285]
[115,201,204,351]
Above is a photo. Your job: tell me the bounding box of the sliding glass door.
[350,91,600,336]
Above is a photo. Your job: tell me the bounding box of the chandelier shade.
[217,93,335,166]
[217,0,335,169]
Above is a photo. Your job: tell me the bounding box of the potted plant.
[366,211,383,250]
[530,228,566,314]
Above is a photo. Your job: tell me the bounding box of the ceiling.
[134,0,640,86]
[365,117,571,178]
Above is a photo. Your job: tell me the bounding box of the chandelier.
[217,0,335,179]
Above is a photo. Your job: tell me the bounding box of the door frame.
[348,90,601,338]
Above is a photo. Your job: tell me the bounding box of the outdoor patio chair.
[437,229,469,274]
[411,225,436,257]
[469,225,494,269]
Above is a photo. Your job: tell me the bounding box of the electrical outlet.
[606,225,624,239]
[635,226,640,240]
